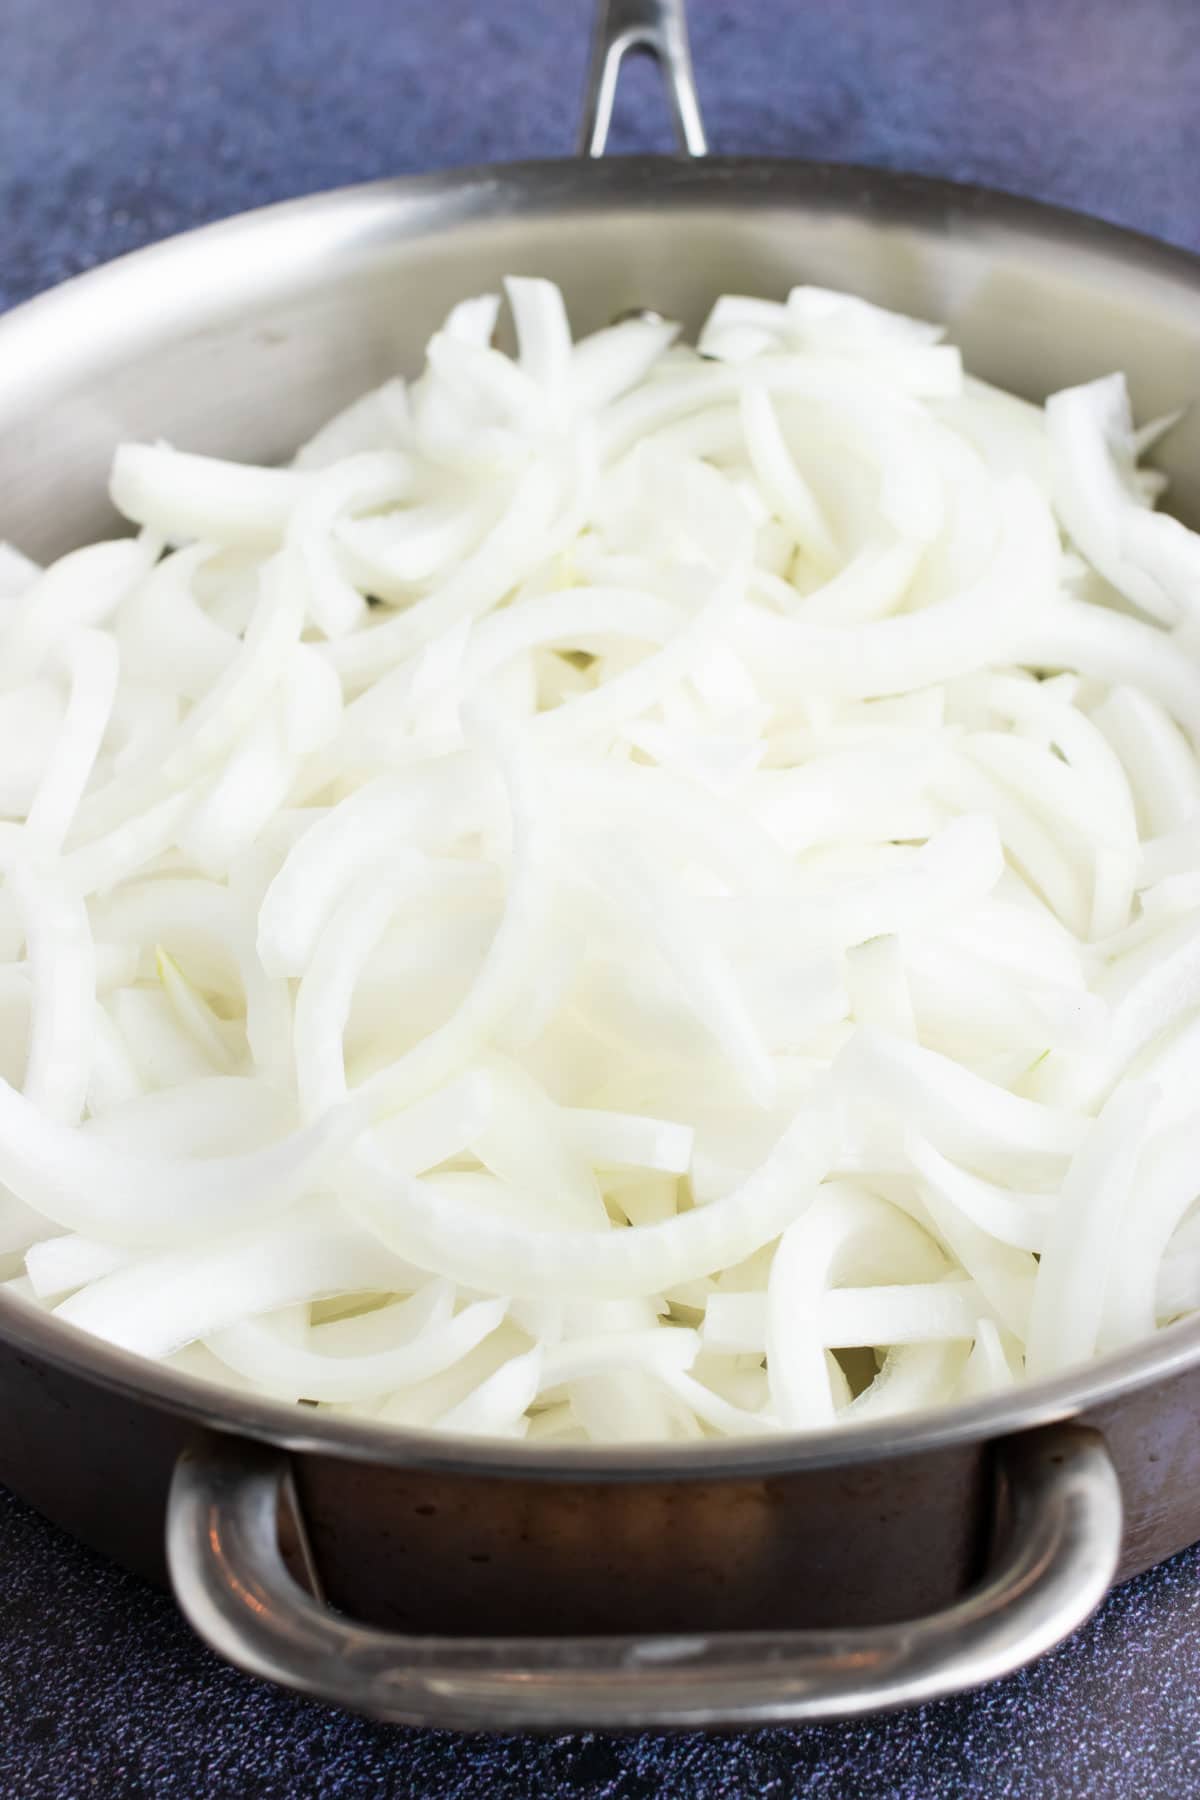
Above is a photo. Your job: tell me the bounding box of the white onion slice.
[0,1075,356,1246]
[766,1183,947,1427]
[26,1232,133,1300]
[3,852,95,1126]
[115,545,238,701]
[54,1205,419,1357]
[1024,1083,1158,1378]
[837,1028,1085,1178]
[1047,374,1200,627]
[111,445,314,548]
[206,1294,507,1402]
[347,1087,839,1300]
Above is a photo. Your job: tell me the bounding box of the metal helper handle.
[579,0,708,158]
[167,1424,1122,1732]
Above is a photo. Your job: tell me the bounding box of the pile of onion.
[2,278,1199,1441]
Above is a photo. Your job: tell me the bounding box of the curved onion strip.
[60,789,197,898]
[292,852,465,1120]
[26,631,120,852]
[437,1345,542,1438]
[931,758,1091,936]
[84,1076,295,1160]
[731,478,1057,701]
[464,587,685,690]
[116,545,238,700]
[1092,686,1200,838]
[658,1369,780,1436]
[565,1109,693,1174]
[9,539,158,680]
[708,1274,974,1358]
[470,1056,606,1230]
[289,451,417,640]
[70,551,304,840]
[550,760,800,895]
[206,1294,507,1401]
[354,731,554,1119]
[0,1076,356,1245]
[984,673,1139,833]
[907,1131,1037,1332]
[325,456,581,682]
[1038,912,1200,1112]
[1017,601,1200,745]
[336,490,501,600]
[1100,1113,1200,1352]
[845,1342,970,1420]
[837,1028,1086,1175]
[255,751,489,978]
[535,591,749,750]
[1024,1082,1158,1379]
[782,537,922,626]
[54,1206,420,1357]
[959,1317,1018,1397]
[1046,374,1200,627]
[26,1232,133,1300]
[506,276,572,412]
[739,382,838,568]
[817,1281,979,1345]
[111,445,314,548]
[366,1072,493,1177]
[766,1184,947,1426]
[568,835,776,1106]
[963,733,1134,856]
[570,317,679,412]
[347,1089,839,1301]
[540,1326,697,1389]
[4,853,95,1125]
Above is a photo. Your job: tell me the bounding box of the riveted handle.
[166,1423,1121,1731]
[579,0,708,158]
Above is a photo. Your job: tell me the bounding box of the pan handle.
[578,0,708,159]
[166,1423,1121,1731]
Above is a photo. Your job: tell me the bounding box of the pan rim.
[4,153,1200,347]
[4,1278,1198,1481]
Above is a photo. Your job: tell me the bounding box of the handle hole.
[601,48,683,156]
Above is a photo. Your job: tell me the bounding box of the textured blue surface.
[3,1475,1200,1799]
[5,1,1200,1794]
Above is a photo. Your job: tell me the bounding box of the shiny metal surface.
[7,163,1200,568]
[3,0,1200,1733]
[579,0,707,157]
[166,1427,1121,1730]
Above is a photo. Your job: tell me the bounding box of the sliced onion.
[206,1293,507,1402]
[111,445,314,548]
[3,278,1200,1442]
[0,1075,356,1246]
[54,1205,420,1356]
[3,849,95,1125]
[1024,1082,1158,1378]
[1046,374,1200,627]
[347,1087,840,1300]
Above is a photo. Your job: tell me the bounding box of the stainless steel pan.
[3,0,1200,1732]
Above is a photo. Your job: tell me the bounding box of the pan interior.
[4,157,1200,1468]
[5,159,1200,563]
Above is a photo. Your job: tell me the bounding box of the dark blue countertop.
[4,2,1200,1794]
